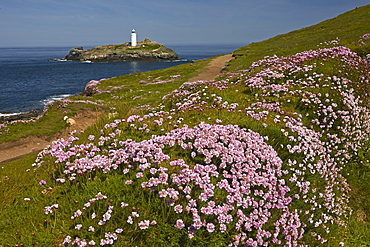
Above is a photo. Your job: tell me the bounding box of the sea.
[0,44,243,116]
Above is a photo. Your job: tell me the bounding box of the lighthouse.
[131,29,137,47]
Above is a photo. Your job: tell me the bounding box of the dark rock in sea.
[65,47,84,60]
[65,39,178,62]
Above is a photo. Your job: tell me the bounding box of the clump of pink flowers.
[34,40,370,246]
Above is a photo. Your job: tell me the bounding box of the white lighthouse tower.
[131,29,137,47]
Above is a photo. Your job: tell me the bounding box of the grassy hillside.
[227,4,370,71]
[0,4,370,247]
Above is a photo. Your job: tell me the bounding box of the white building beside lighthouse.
[131,29,137,47]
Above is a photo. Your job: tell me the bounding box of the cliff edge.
[65,38,178,62]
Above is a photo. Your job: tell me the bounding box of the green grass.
[1,4,370,247]
[126,44,161,50]
[0,102,103,144]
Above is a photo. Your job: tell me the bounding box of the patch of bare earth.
[188,54,233,81]
[0,54,234,164]
[0,109,100,164]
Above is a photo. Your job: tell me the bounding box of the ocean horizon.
[0,44,244,116]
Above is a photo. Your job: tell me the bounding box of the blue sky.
[0,0,369,47]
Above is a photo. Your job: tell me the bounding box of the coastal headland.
[0,54,233,163]
[1,5,370,245]
[65,38,179,62]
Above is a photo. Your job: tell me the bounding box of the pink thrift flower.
[73,209,82,218]
[158,189,168,198]
[206,223,215,233]
[174,204,183,214]
[56,178,66,183]
[175,219,185,229]
[75,224,83,230]
[127,216,133,224]
[219,224,227,233]
[95,192,107,200]
[63,236,72,244]
[138,220,150,230]
[103,212,111,221]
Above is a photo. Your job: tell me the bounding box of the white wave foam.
[41,94,73,105]
[0,112,24,117]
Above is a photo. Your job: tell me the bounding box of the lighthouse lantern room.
[131,29,137,47]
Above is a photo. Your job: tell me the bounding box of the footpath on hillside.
[0,54,234,164]
[189,53,233,81]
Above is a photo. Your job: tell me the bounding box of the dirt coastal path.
[0,54,234,164]
[189,53,233,82]
[0,110,100,164]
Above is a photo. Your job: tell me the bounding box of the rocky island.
[64,38,179,62]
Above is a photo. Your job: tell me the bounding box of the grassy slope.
[0,59,209,144]
[227,5,370,71]
[0,4,370,247]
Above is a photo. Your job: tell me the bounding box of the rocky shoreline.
[64,38,179,62]
[1,40,178,124]
[0,110,43,124]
